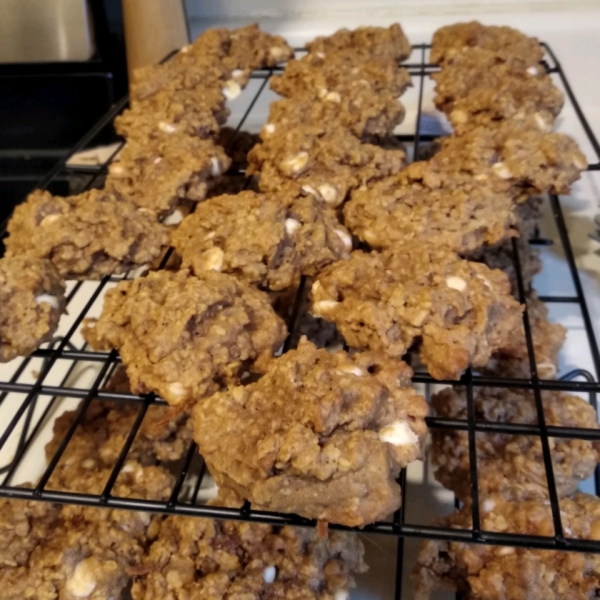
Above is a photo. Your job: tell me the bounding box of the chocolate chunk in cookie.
[345,176,516,254]
[430,21,544,67]
[0,256,65,362]
[171,191,351,291]
[432,47,564,134]
[248,124,406,207]
[431,386,600,503]
[311,244,523,380]
[413,493,600,600]
[5,189,169,279]
[106,132,231,217]
[131,514,367,600]
[194,338,428,526]
[82,270,287,407]
[306,24,411,62]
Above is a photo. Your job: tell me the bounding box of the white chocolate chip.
[163,209,183,226]
[317,183,339,205]
[312,300,340,317]
[121,463,134,473]
[35,294,59,310]
[317,87,329,99]
[445,276,468,292]
[231,69,245,81]
[66,560,97,598]
[474,173,488,181]
[362,229,379,246]
[492,162,512,179]
[82,459,95,469]
[204,231,216,240]
[334,229,353,251]
[284,218,301,235]
[223,80,242,100]
[324,91,341,103]
[167,382,187,399]
[451,109,468,124]
[158,121,177,134]
[264,123,276,134]
[302,184,318,197]
[483,498,496,512]
[316,52,325,59]
[497,546,515,555]
[269,46,289,62]
[526,65,539,75]
[204,247,224,272]
[334,591,349,600]
[284,151,309,174]
[378,421,419,447]
[534,112,551,132]
[153,156,163,164]
[180,44,191,53]
[337,365,364,377]
[40,214,61,227]
[210,157,222,177]
[537,362,557,378]
[109,164,125,175]
[262,565,277,584]
[574,156,587,170]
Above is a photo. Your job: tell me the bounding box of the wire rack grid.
[0,42,600,600]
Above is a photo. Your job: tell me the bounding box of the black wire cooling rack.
[1,41,600,599]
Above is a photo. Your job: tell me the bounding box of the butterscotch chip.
[270,52,411,98]
[82,270,287,407]
[306,23,411,62]
[431,386,600,503]
[171,191,351,291]
[263,88,406,140]
[311,244,523,380]
[483,291,566,379]
[430,21,544,67]
[403,122,587,197]
[193,338,428,526]
[345,176,516,254]
[432,47,564,134]
[0,256,65,362]
[248,124,406,207]
[413,493,600,600]
[4,189,169,280]
[106,132,231,217]
[131,514,367,599]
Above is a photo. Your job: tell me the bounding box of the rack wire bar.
[0,40,600,600]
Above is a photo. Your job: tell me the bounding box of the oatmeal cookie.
[270,52,411,99]
[82,269,287,407]
[106,132,231,217]
[4,189,169,280]
[193,338,428,526]
[403,122,587,197]
[131,514,367,599]
[432,47,564,134]
[344,176,516,254]
[430,21,544,67]
[465,196,543,293]
[171,191,352,291]
[0,256,65,362]
[413,493,600,600]
[248,124,406,207]
[262,89,406,140]
[483,290,566,379]
[130,24,292,105]
[306,24,411,62]
[311,244,523,380]
[431,386,600,503]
